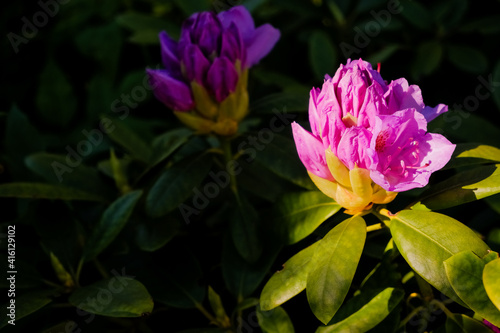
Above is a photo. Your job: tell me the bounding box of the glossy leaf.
[316,288,404,333]
[444,143,500,170]
[412,164,500,211]
[82,190,143,261]
[257,305,295,333]
[389,210,490,305]
[146,153,212,218]
[105,117,152,163]
[260,242,318,311]
[484,258,500,311]
[309,30,337,81]
[272,191,341,245]
[135,218,180,252]
[444,251,500,326]
[150,128,193,166]
[306,216,366,324]
[0,182,106,201]
[446,313,493,333]
[69,277,153,317]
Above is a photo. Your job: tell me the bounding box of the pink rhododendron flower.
[292,59,455,213]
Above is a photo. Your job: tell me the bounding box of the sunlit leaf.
[484,258,500,311]
[257,305,295,333]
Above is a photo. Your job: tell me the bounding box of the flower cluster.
[147,6,280,136]
[292,59,455,213]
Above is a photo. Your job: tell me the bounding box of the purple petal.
[146,69,194,111]
[245,24,280,67]
[159,31,181,77]
[193,12,222,55]
[420,103,448,122]
[385,78,424,114]
[206,57,238,102]
[336,126,375,170]
[220,22,246,65]
[292,122,333,181]
[181,44,210,84]
[218,5,255,41]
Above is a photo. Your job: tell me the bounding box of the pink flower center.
[375,130,390,152]
[381,137,430,178]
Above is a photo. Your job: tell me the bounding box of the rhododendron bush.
[2,1,500,332]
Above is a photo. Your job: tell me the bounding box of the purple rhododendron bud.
[292,59,455,214]
[147,6,280,136]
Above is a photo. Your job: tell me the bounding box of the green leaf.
[389,210,490,305]
[253,133,315,189]
[230,195,262,263]
[146,153,212,218]
[82,190,143,261]
[222,234,281,300]
[444,251,500,326]
[105,117,153,163]
[0,290,54,329]
[135,218,180,252]
[171,0,210,16]
[25,153,113,198]
[460,15,500,34]
[36,61,77,128]
[446,313,493,333]
[309,30,337,80]
[444,143,500,170]
[115,12,180,40]
[316,288,404,333]
[411,40,443,80]
[257,305,295,333]
[447,44,488,74]
[69,277,153,317]
[272,191,341,245]
[250,93,309,114]
[208,286,230,327]
[150,128,193,167]
[484,258,500,311]
[0,182,106,202]
[260,241,318,311]
[366,44,400,65]
[306,216,366,324]
[493,60,500,112]
[400,0,433,30]
[412,164,500,211]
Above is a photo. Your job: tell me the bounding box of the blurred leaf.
[257,305,295,333]
[75,22,123,79]
[69,277,153,317]
[105,117,153,163]
[307,216,366,324]
[116,12,180,41]
[110,149,130,193]
[250,93,308,114]
[25,153,112,198]
[460,15,500,34]
[0,182,106,201]
[172,0,211,15]
[251,70,310,94]
[146,153,212,218]
[272,191,341,245]
[484,259,500,311]
[260,241,318,311]
[0,290,54,329]
[446,313,493,333]
[389,210,490,305]
[411,40,443,80]
[444,251,500,326]
[82,190,143,261]
[447,44,488,74]
[412,164,500,211]
[366,44,400,65]
[493,60,500,112]
[432,0,468,30]
[135,218,180,252]
[50,252,74,288]
[253,133,315,189]
[316,288,404,333]
[230,195,262,262]
[400,0,433,30]
[86,75,114,120]
[309,30,337,80]
[36,61,77,128]
[355,0,388,13]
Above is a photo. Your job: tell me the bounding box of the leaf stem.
[219,136,238,196]
[366,223,384,232]
[195,302,217,324]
